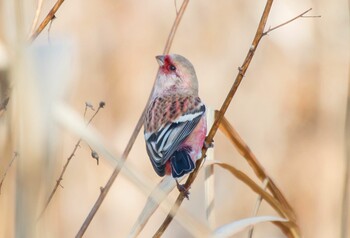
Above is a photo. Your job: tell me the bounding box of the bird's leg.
[204,139,214,149]
[175,179,190,200]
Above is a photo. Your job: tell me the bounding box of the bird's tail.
[171,150,195,178]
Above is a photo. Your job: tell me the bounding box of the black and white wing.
[144,104,205,176]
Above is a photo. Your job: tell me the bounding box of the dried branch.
[75,1,190,237]
[263,8,320,36]
[0,152,18,194]
[29,0,65,42]
[38,102,104,219]
[153,2,314,237]
[29,0,44,36]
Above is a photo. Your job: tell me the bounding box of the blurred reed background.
[0,0,349,237]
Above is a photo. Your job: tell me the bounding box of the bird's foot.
[175,179,190,200]
[204,139,214,149]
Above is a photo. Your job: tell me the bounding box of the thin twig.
[29,0,65,42]
[263,8,320,36]
[87,101,105,125]
[38,138,81,219]
[75,1,190,237]
[38,102,104,219]
[341,57,350,238]
[163,0,189,54]
[153,1,280,236]
[0,152,18,194]
[29,0,44,36]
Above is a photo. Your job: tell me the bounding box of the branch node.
[238,67,244,77]
[91,150,100,165]
[249,45,255,51]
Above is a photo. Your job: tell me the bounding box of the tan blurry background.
[0,0,349,237]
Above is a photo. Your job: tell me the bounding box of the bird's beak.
[156,55,165,67]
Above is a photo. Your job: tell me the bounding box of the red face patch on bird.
[160,55,178,76]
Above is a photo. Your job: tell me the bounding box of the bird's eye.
[169,65,176,71]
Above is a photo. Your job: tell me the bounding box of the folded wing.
[145,103,205,176]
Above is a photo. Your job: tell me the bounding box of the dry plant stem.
[218,114,299,238]
[0,152,18,194]
[341,66,350,238]
[218,113,295,220]
[153,1,274,236]
[164,0,189,53]
[29,0,64,41]
[212,162,297,238]
[38,105,103,219]
[75,1,190,237]
[29,0,44,36]
[38,138,81,218]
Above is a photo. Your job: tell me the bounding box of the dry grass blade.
[153,1,274,236]
[214,215,288,238]
[204,109,215,228]
[128,176,183,238]
[248,178,269,238]
[75,1,190,237]
[29,0,44,36]
[218,111,296,221]
[206,161,299,238]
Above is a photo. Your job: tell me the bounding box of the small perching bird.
[144,54,207,197]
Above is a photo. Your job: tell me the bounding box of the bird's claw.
[176,180,190,200]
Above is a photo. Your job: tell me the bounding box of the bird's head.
[153,54,198,97]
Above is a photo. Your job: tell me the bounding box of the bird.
[144,54,207,197]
